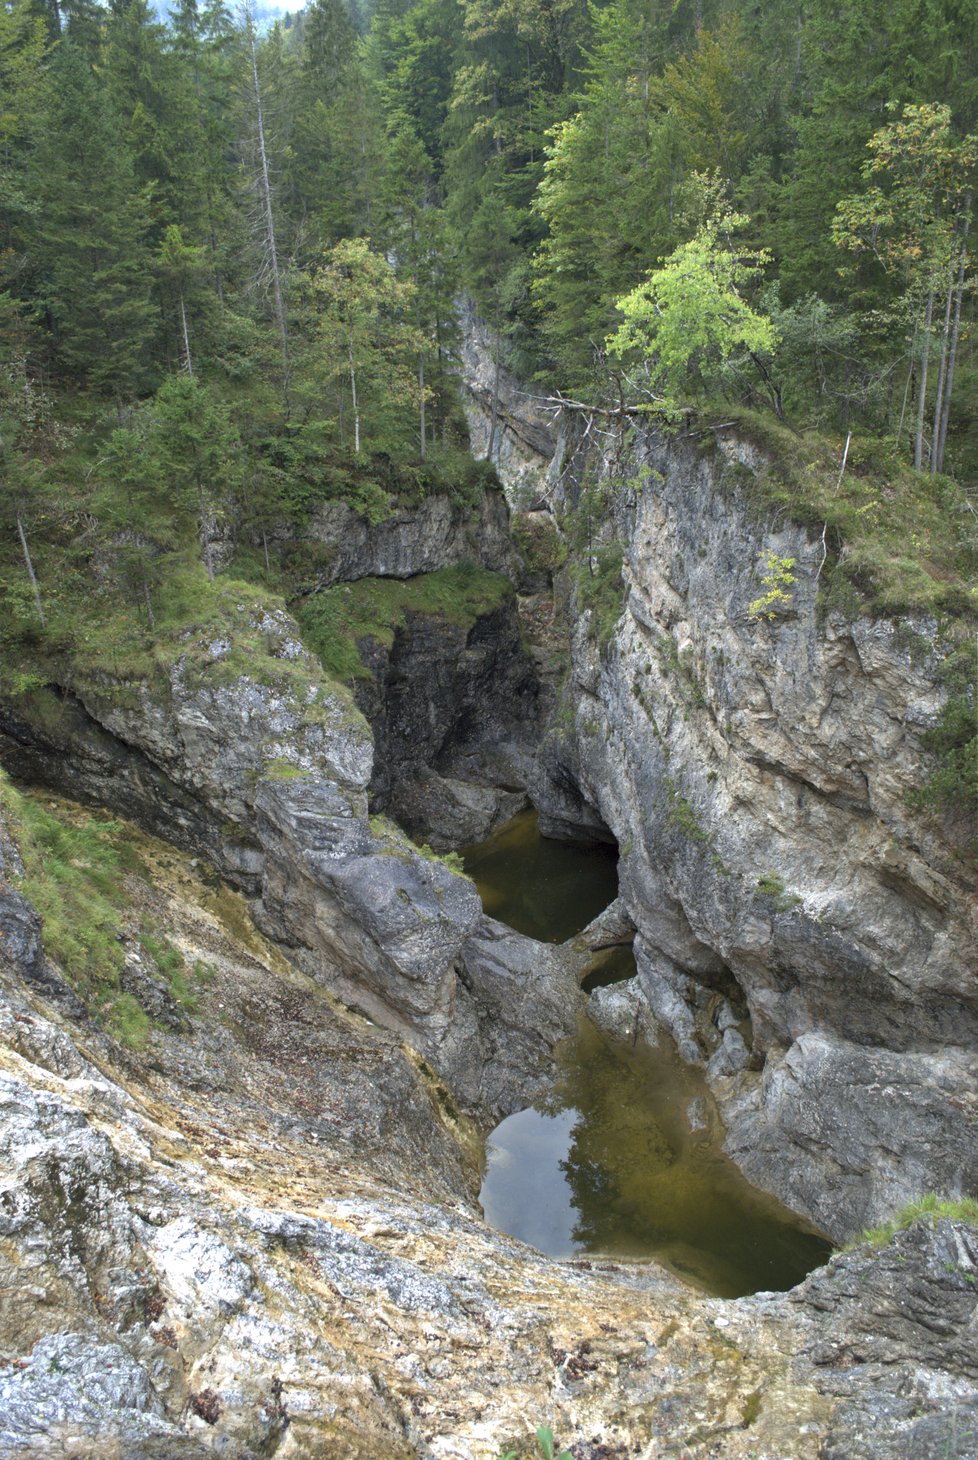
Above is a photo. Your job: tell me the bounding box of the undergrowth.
[908,642,978,826]
[572,542,626,645]
[563,475,627,645]
[709,410,977,835]
[712,408,978,622]
[0,776,205,1047]
[368,813,468,875]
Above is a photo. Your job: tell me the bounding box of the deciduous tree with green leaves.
[308,238,422,456]
[606,209,779,415]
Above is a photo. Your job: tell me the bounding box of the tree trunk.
[913,289,934,472]
[349,342,360,454]
[246,6,289,390]
[418,352,426,461]
[179,293,194,378]
[197,485,215,581]
[929,278,954,471]
[16,510,45,627]
[895,347,915,449]
[143,575,157,630]
[936,202,972,473]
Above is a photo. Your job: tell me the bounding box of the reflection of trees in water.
[553,1031,679,1251]
[560,1152,614,1249]
[531,1017,832,1291]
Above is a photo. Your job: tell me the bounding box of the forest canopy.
[1,0,976,668]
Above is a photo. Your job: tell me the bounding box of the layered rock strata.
[0,584,574,1125]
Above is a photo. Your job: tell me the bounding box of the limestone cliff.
[0,496,573,1128]
[569,429,975,1240]
[466,375,976,1239]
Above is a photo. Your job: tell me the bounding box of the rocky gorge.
[0,333,975,1455]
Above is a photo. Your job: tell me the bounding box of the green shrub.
[908,643,977,827]
[0,777,210,1043]
[748,551,796,620]
[755,871,801,911]
[512,513,567,579]
[572,543,625,644]
[140,930,198,1012]
[104,993,151,1049]
[713,408,978,622]
[2,776,130,997]
[665,778,709,842]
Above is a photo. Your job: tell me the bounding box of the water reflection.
[481,1017,831,1298]
[465,810,832,1297]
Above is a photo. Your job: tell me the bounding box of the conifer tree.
[30,42,155,400]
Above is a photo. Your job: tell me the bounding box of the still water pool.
[459,809,619,943]
[462,812,832,1298]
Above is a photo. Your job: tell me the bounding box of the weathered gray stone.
[458,299,556,506]
[706,1025,750,1078]
[721,1034,978,1243]
[0,795,976,1460]
[587,976,660,1045]
[390,767,526,849]
[526,415,976,1236]
[0,1334,210,1458]
[254,776,484,1037]
[354,588,539,844]
[447,917,590,1116]
[295,483,523,585]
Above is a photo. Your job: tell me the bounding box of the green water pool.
[462,811,832,1297]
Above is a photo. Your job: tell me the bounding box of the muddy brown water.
[461,811,832,1298]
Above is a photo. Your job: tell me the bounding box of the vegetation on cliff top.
[0,0,974,832]
[295,564,513,682]
[714,409,978,622]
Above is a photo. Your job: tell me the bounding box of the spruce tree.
[30,42,155,399]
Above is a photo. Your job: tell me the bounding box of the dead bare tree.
[242,2,289,395]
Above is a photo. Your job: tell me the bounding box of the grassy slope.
[0,775,209,1046]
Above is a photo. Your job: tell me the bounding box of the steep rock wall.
[459,323,976,1237]
[458,301,557,504]
[538,426,977,1239]
[278,482,524,586]
[357,597,537,846]
[0,502,572,1126]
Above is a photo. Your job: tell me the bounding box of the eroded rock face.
[355,593,538,848]
[1,822,976,1460]
[0,580,576,1125]
[533,425,977,1239]
[296,485,524,585]
[459,299,557,505]
[254,774,483,1034]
